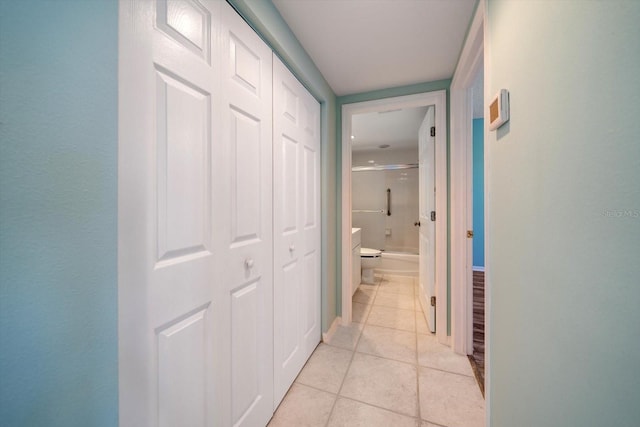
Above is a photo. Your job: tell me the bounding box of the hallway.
[269,275,485,427]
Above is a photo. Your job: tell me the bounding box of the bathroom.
[351,106,427,284]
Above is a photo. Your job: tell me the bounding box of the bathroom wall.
[352,147,418,167]
[352,148,419,253]
[351,170,386,249]
[486,0,640,424]
[472,118,484,267]
[0,1,118,425]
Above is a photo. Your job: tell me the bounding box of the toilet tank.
[352,228,361,249]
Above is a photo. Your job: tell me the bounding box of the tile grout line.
[328,274,475,426]
[414,277,449,427]
[322,278,378,427]
[414,275,423,424]
[420,364,476,379]
[329,394,423,421]
[368,274,422,423]
[370,274,423,423]
[283,274,482,427]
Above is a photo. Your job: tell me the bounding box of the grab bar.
[387,189,391,216]
[352,209,386,214]
[352,163,418,172]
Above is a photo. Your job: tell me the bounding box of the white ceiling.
[351,107,428,152]
[273,0,477,96]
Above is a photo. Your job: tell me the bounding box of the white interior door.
[272,56,321,407]
[217,5,274,427]
[419,106,436,332]
[119,1,273,426]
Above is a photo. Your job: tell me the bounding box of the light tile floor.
[268,274,485,427]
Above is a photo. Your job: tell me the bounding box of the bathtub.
[375,251,418,277]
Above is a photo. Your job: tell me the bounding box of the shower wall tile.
[352,148,419,252]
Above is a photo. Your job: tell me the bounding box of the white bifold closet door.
[272,57,322,407]
[217,5,274,427]
[119,1,274,426]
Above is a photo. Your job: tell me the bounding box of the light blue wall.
[486,1,640,425]
[228,0,339,331]
[0,1,118,426]
[472,118,484,267]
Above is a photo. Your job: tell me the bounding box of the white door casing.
[119,1,274,426]
[341,91,447,343]
[450,0,485,357]
[272,56,322,407]
[419,106,436,332]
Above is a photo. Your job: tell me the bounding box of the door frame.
[341,91,448,344]
[450,0,485,358]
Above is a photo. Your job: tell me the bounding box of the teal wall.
[486,1,640,425]
[472,118,484,267]
[337,80,452,333]
[228,0,339,331]
[0,1,118,426]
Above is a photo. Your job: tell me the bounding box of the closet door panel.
[119,1,221,426]
[273,56,321,407]
[215,4,274,427]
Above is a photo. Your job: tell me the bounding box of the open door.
[418,106,436,332]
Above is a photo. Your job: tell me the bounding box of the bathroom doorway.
[341,91,448,344]
[351,107,424,256]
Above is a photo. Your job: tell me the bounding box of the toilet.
[360,247,382,284]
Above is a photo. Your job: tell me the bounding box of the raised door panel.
[273,56,321,408]
[157,0,211,62]
[155,68,212,265]
[229,108,261,245]
[302,251,318,339]
[302,142,319,258]
[281,260,300,366]
[158,307,210,427]
[230,281,260,424]
[281,135,299,234]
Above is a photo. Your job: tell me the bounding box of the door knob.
[244,258,254,269]
[414,221,421,227]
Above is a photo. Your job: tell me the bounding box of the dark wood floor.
[471,270,485,392]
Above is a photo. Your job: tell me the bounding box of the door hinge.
[430,211,436,221]
[467,230,474,238]
[430,126,436,137]
[430,296,436,307]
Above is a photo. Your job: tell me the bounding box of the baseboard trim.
[468,355,485,398]
[472,266,485,272]
[322,316,342,343]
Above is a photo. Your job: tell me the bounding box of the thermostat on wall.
[488,89,509,130]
